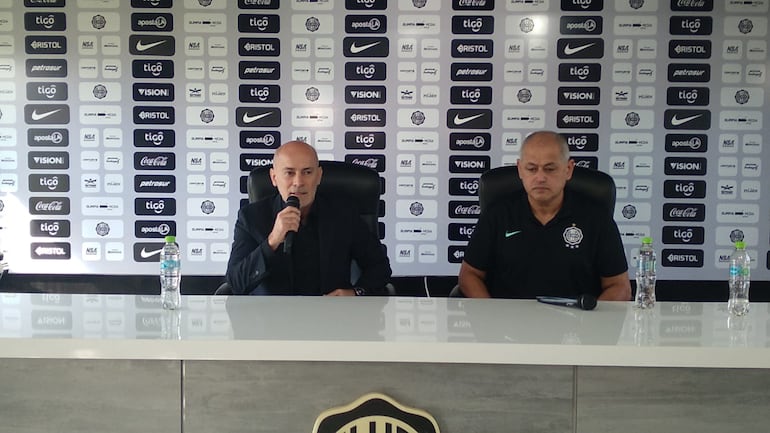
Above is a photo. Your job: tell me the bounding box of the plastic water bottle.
[634,237,656,309]
[160,235,181,310]
[727,241,750,316]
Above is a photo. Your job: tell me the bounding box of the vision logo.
[558,87,600,105]
[133,83,175,102]
[345,85,386,104]
[665,157,707,175]
[24,12,67,31]
[449,155,489,173]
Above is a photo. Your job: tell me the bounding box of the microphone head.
[576,294,597,310]
[285,195,300,208]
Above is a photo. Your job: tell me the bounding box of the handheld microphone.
[536,294,597,311]
[283,195,300,254]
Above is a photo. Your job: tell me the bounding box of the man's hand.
[267,206,301,251]
[325,289,356,296]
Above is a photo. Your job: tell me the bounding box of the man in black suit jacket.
[226,141,392,295]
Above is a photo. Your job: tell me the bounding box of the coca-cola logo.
[663,203,705,221]
[345,154,385,172]
[134,153,175,170]
[449,200,481,218]
[29,197,70,215]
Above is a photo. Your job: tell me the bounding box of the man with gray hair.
[458,131,631,300]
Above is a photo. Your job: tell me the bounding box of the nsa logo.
[313,393,439,433]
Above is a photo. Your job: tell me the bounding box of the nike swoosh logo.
[136,40,167,52]
[564,42,596,55]
[350,41,380,54]
[242,111,273,123]
[140,247,163,259]
[453,113,484,125]
[505,230,522,238]
[31,108,62,121]
[670,114,702,126]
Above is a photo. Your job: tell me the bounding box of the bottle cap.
[164,235,176,243]
[641,236,652,244]
[734,241,745,249]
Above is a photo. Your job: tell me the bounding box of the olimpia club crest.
[313,393,440,433]
[563,224,583,249]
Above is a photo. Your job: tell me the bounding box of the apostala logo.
[313,393,439,433]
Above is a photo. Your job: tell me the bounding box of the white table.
[2,294,770,433]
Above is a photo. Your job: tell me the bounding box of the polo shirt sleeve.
[596,215,629,278]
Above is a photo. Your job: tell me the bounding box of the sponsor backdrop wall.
[0,0,767,282]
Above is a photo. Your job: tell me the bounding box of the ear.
[269,167,277,187]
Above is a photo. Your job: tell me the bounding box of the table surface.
[1,293,769,368]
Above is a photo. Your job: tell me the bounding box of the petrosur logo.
[313,393,439,433]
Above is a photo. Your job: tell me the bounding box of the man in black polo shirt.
[226,140,392,296]
[458,131,631,300]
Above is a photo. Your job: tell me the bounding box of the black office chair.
[216,160,386,295]
[447,165,617,297]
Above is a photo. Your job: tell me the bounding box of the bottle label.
[729,265,740,276]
